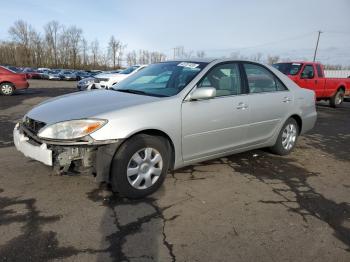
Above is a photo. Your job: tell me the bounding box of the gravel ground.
[0,80,349,262]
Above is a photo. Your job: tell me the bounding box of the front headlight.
[38,119,107,140]
[82,78,94,85]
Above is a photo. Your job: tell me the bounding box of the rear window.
[273,63,303,76]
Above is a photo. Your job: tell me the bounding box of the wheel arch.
[338,85,346,92]
[0,81,15,88]
[123,129,176,170]
[289,114,302,134]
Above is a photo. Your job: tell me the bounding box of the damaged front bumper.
[13,123,122,182]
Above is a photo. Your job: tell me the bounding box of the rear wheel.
[0,83,15,96]
[110,134,171,198]
[270,118,299,155]
[330,89,344,108]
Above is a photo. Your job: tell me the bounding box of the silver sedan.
[14,59,317,198]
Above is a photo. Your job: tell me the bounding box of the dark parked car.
[76,71,92,80]
[59,71,78,81]
[46,70,61,80]
[22,68,41,79]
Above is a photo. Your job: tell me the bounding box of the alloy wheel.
[281,124,297,150]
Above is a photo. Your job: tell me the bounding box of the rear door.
[181,62,250,162]
[242,63,293,146]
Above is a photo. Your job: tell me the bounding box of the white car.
[94,65,147,89]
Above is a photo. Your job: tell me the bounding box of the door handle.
[236,102,248,110]
[282,97,292,103]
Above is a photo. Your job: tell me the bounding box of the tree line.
[0,20,168,70]
[1,20,349,70]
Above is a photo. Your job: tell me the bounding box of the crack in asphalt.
[87,185,194,261]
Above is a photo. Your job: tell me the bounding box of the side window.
[301,65,314,79]
[244,63,282,93]
[316,64,324,77]
[197,63,242,97]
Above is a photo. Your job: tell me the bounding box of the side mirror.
[189,87,216,101]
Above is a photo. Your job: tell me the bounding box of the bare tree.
[90,40,100,68]
[0,41,17,65]
[126,51,137,66]
[81,38,89,68]
[66,26,82,69]
[138,50,150,64]
[99,52,109,70]
[251,52,263,62]
[8,20,33,66]
[58,26,70,67]
[29,30,44,67]
[108,36,125,68]
[267,55,280,65]
[1,20,197,70]
[44,21,60,67]
[196,50,206,58]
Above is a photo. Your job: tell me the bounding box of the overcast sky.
[1,0,350,64]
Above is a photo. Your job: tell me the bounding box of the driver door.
[297,64,323,97]
[181,62,250,162]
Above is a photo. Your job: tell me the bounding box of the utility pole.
[313,30,323,62]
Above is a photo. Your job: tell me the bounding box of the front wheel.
[110,134,171,198]
[330,89,344,108]
[270,118,299,156]
[0,83,15,96]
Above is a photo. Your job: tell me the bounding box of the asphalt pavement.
[0,80,349,262]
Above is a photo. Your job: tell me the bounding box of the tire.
[330,89,345,108]
[0,83,15,96]
[270,118,299,156]
[110,134,171,198]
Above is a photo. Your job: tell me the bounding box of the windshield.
[119,66,140,74]
[273,63,303,75]
[113,61,208,97]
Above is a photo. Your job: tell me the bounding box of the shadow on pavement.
[213,151,350,251]
[305,104,350,161]
[0,188,85,262]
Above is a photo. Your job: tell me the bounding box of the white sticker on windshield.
[292,63,301,66]
[177,62,199,68]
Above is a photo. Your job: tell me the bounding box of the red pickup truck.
[273,62,350,107]
[0,66,29,96]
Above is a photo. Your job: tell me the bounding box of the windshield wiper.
[114,89,168,97]
[115,89,149,95]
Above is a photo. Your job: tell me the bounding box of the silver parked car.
[13,59,317,198]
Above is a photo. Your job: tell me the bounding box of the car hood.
[26,90,159,124]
